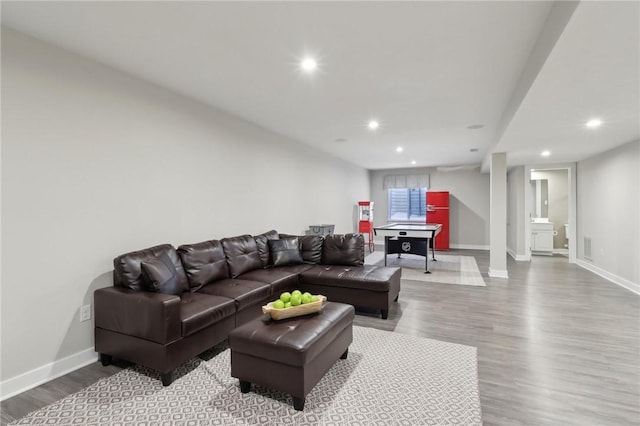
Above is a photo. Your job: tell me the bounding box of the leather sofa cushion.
[268,263,316,275]
[114,244,189,291]
[269,238,304,266]
[178,240,229,291]
[298,265,400,292]
[140,253,184,296]
[180,293,236,337]
[254,230,279,268]
[279,234,323,264]
[229,302,355,367]
[239,267,309,295]
[198,278,271,310]
[321,234,365,266]
[221,235,262,278]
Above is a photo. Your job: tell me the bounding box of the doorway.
[525,164,577,263]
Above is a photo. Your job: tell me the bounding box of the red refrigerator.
[426,191,450,250]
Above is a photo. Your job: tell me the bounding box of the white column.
[490,152,509,278]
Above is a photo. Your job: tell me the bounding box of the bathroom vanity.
[531,220,554,255]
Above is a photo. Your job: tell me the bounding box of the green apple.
[290,294,302,306]
[302,292,312,300]
[273,300,285,309]
[301,294,311,304]
[284,301,292,308]
[291,290,302,298]
[310,295,319,303]
[280,292,291,303]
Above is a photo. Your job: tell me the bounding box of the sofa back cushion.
[140,253,185,296]
[113,244,189,291]
[221,234,262,278]
[321,234,365,266]
[177,240,229,291]
[279,234,324,264]
[254,230,280,267]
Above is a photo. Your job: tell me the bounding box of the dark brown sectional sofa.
[94,231,401,385]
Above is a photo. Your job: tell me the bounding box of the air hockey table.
[373,223,443,273]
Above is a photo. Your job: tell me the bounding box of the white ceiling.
[2,1,638,170]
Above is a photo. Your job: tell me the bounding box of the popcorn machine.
[357,201,374,252]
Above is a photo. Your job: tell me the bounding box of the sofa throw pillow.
[254,230,280,268]
[279,233,323,264]
[268,238,304,266]
[140,253,184,296]
[113,244,190,291]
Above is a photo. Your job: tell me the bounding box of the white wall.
[577,140,639,288]
[369,167,490,249]
[1,29,370,387]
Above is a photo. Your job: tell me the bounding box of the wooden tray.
[262,295,327,320]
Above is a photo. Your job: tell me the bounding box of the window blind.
[383,174,430,189]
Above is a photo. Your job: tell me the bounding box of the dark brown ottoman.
[228,302,355,411]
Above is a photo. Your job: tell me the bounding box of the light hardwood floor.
[2,249,639,425]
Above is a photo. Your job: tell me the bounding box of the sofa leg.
[292,396,305,411]
[394,294,399,302]
[100,354,112,366]
[340,348,348,359]
[161,371,174,386]
[381,309,389,319]
[239,380,251,393]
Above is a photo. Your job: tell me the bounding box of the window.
[388,188,427,221]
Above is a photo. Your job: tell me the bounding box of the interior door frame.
[524,163,577,263]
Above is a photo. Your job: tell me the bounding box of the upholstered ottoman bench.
[228,302,355,411]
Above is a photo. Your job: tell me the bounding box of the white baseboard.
[1,347,97,401]
[488,268,509,278]
[450,244,489,250]
[507,247,530,261]
[576,259,640,295]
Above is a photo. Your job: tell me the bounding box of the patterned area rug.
[10,326,482,425]
[366,252,486,286]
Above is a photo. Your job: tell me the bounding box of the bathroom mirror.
[531,179,548,218]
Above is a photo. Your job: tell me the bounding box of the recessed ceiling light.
[470,148,479,152]
[368,120,379,130]
[396,146,403,153]
[541,150,551,157]
[411,160,416,165]
[467,124,484,130]
[300,57,317,72]
[586,118,602,128]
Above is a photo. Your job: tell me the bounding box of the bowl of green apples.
[262,290,326,320]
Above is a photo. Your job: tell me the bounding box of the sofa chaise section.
[293,234,401,319]
[298,264,401,319]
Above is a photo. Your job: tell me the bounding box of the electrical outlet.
[80,304,91,322]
